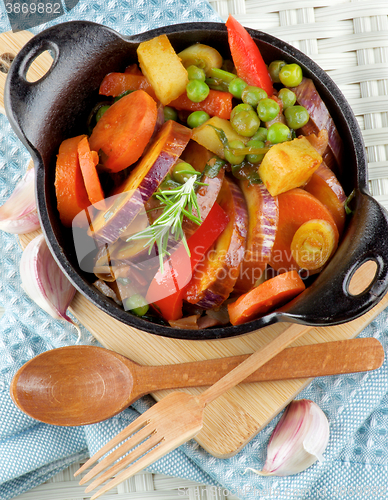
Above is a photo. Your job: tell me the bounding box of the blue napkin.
[1,1,388,499]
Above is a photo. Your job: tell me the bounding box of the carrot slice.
[269,188,339,273]
[77,136,105,208]
[89,89,157,173]
[55,135,90,227]
[228,270,305,325]
[99,72,157,100]
[168,90,233,120]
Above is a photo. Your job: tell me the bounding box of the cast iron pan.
[4,20,388,340]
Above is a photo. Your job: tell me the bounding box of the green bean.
[124,293,149,316]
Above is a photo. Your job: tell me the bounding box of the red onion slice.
[290,78,343,171]
[234,182,279,292]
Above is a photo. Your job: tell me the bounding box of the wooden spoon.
[10,337,383,426]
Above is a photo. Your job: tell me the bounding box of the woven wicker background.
[211,0,388,209]
[12,0,388,499]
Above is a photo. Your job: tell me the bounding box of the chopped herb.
[126,176,202,273]
[209,125,230,148]
[203,156,226,179]
[345,189,356,215]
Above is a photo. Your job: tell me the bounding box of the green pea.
[230,103,253,121]
[284,105,310,129]
[268,60,286,83]
[163,106,178,122]
[279,63,303,87]
[251,127,268,142]
[241,86,268,107]
[172,161,198,184]
[230,109,261,137]
[124,293,149,317]
[96,105,110,122]
[187,65,206,81]
[257,98,280,122]
[224,140,246,165]
[277,88,297,109]
[187,110,210,128]
[228,77,248,99]
[186,80,210,103]
[267,122,291,144]
[246,139,265,163]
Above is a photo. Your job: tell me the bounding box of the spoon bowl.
[11,347,135,425]
[10,339,384,426]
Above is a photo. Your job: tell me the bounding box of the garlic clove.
[0,167,40,234]
[20,234,78,329]
[253,399,329,476]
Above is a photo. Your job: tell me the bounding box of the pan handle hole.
[347,260,378,296]
[25,50,53,83]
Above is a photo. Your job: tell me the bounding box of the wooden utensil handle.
[136,337,383,397]
[198,323,313,407]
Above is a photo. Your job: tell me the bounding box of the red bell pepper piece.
[169,90,233,120]
[146,202,229,321]
[225,15,274,96]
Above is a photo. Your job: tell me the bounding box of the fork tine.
[85,431,162,492]
[79,422,155,485]
[74,416,149,477]
[89,438,178,500]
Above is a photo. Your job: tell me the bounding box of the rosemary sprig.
[126,175,202,273]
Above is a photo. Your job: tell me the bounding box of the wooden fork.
[75,322,312,499]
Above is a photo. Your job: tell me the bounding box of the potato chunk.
[258,136,322,196]
[191,116,247,158]
[137,34,189,105]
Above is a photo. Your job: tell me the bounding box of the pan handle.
[4,21,131,160]
[278,190,388,326]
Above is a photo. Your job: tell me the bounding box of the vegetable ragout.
[54,15,347,330]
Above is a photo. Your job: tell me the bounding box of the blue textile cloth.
[1,2,388,499]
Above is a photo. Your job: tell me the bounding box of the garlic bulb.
[0,167,40,234]
[253,399,329,476]
[20,234,78,329]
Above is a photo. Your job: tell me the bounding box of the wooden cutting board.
[2,31,387,458]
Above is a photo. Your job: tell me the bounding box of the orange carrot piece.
[228,270,305,325]
[77,136,105,208]
[55,135,90,227]
[169,90,233,120]
[99,72,157,100]
[269,188,339,272]
[124,64,143,75]
[89,90,157,173]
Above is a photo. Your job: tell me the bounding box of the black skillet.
[4,20,388,340]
